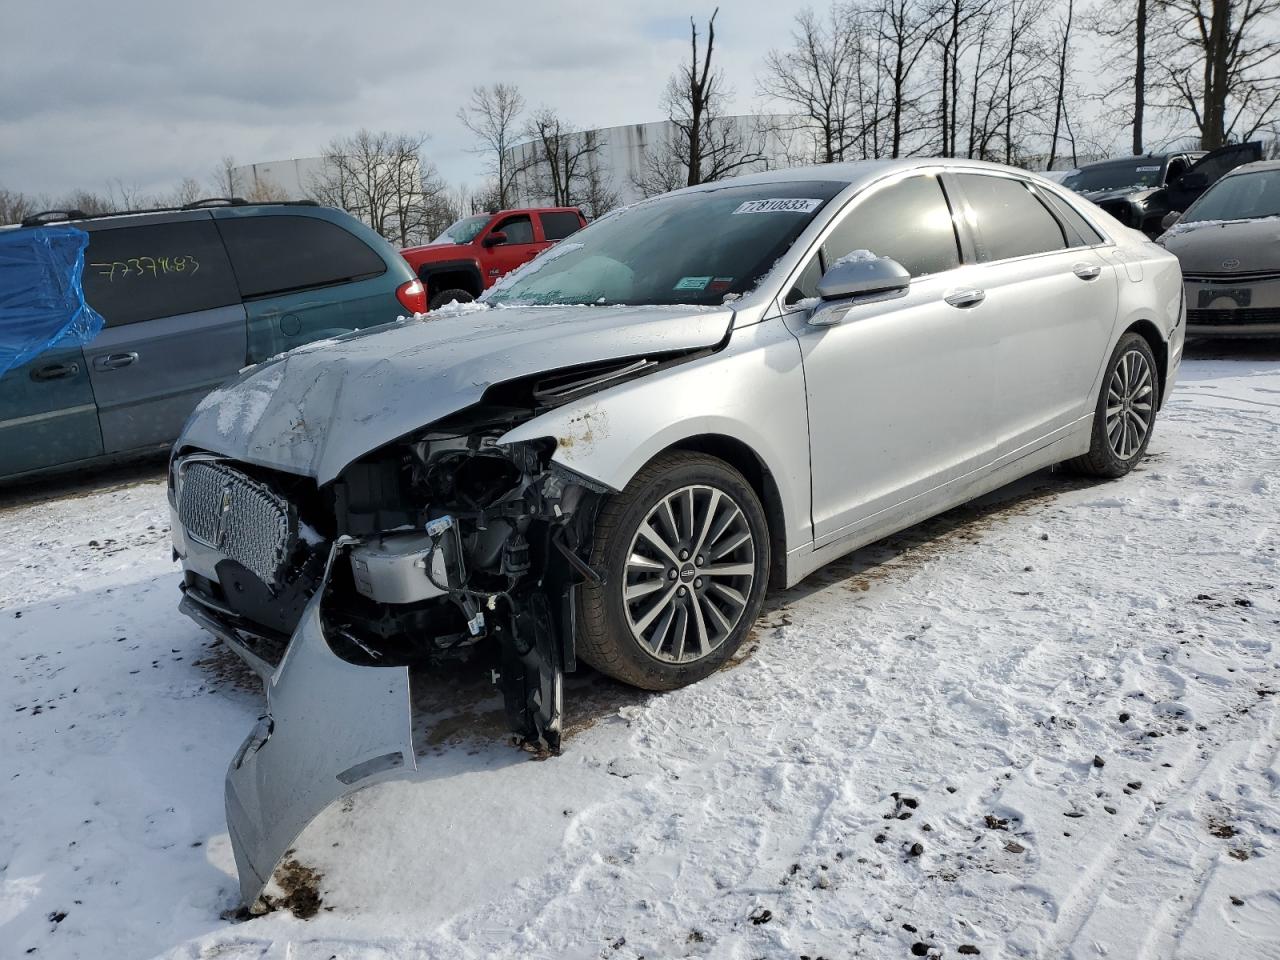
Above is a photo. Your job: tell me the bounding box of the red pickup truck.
[402,206,587,310]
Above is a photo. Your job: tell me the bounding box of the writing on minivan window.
[89,255,201,281]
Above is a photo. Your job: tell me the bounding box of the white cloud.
[0,0,793,198]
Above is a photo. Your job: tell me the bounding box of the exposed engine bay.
[168,344,724,906]
[176,413,613,752]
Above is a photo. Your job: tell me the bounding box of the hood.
[402,240,475,259]
[1159,217,1280,274]
[1076,185,1161,205]
[179,303,733,484]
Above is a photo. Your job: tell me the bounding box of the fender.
[500,316,815,558]
[412,258,484,294]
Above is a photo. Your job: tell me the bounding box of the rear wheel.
[1066,331,1158,478]
[577,452,770,690]
[428,287,475,311]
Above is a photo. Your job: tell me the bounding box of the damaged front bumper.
[206,541,418,906]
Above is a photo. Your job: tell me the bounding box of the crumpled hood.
[178,304,733,484]
[1159,217,1280,274]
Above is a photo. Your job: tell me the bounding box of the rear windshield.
[485,181,844,307]
[1181,169,1280,223]
[431,215,488,245]
[1062,162,1164,193]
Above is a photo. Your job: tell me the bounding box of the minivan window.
[540,211,583,241]
[217,215,386,298]
[823,175,961,278]
[83,220,240,327]
[957,174,1067,261]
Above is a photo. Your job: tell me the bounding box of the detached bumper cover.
[219,576,416,905]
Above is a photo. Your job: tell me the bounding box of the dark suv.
[0,199,424,482]
[1062,143,1262,236]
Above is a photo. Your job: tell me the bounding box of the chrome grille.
[178,461,296,586]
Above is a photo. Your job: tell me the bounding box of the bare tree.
[0,188,38,225]
[241,175,291,204]
[309,130,446,245]
[457,84,527,208]
[1160,0,1280,148]
[1046,0,1076,169]
[933,0,998,158]
[637,8,766,195]
[209,156,241,198]
[873,0,946,158]
[578,145,622,218]
[168,177,204,207]
[1090,0,1175,154]
[760,6,865,163]
[523,107,607,206]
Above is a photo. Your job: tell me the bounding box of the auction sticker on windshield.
[732,198,824,215]
[675,276,712,290]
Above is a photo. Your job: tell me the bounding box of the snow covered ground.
[2,351,1278,960]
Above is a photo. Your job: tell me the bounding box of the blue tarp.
[0,225,104,378]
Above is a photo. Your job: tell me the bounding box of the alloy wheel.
[1105,348,1154,461]
[622,484,756,664]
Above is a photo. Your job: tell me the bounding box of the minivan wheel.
[1066,331,1159,478]
[428,288,475,311]
[577,451,770,690]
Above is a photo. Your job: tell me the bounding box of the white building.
[230,157,327,200]
[505,115,807,209]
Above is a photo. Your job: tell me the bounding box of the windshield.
[485,181,843,307]
[431,215,489,245]
[1181,169,1280,223]
[1062,161,1164,193]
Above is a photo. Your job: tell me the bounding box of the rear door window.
[956,174,1067,261]
[217,215,386,298]
[823,175,961,278]
[493,215,535,244]
[1040,190,1106,247]
[539,211,583,241]
[83,220,240,326]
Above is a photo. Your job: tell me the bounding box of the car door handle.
[93,352,138,371]
[1073,263,1102,280]
[944,288,986,308]
[31,361,80,381]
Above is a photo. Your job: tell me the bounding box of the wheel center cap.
[679,563,697,582]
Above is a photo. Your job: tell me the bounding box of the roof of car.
[1222,158,1280,176]
[18,198,321,228]
[1070,152,1203,171]
[670,157,1063,194]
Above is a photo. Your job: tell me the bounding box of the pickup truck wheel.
[577,452,770,691]
[428,288,475,311]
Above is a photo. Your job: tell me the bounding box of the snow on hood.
[179,304,734,484]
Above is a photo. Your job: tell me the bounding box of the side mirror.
[482,230,508,248]
[1176,171,1207,191]
[1160,211,1181,232]
[808,254,911,326]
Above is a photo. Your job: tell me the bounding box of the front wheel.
[1066,332,1159,478]
[576,452,771,690]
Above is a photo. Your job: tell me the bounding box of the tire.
[576,451,771,690]
[1066,331,1159,478]
[428,288,475,311]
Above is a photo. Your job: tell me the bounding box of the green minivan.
[0,200,425,482]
